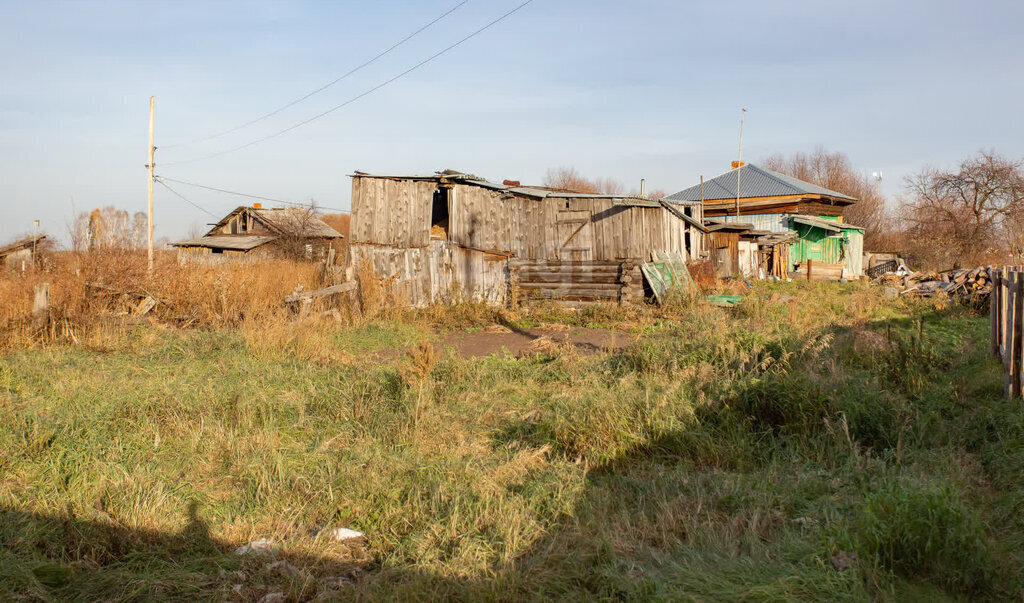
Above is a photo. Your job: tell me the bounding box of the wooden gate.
[555,210,593,261]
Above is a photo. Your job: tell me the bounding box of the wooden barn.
[347,170,707,306]
[173,205,343,263]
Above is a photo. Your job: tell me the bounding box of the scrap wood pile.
[876,266,992,300]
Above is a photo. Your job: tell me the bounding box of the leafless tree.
[70,206,144,251]
[761,148,888,246]
[543,167,624,195]
[903,151,1024,268]
[273,203,326,260]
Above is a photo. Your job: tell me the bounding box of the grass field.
[2,280,1022,601]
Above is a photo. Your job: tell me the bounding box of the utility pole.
[735,107,746,217]
[32,220,39,263]
[146,96,155,274]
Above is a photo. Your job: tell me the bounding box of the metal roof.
[666,164,857,203]
[171,235,277,251]
[791,214,864,232]
[351,170,660,203]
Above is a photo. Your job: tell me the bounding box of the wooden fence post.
[991,268,1001,357]
[1001,267,1010,361]
[32,283,50,328]
[1011,272,1023,399]
[806,259,813,281]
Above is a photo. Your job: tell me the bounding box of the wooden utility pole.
[147,96,155,274]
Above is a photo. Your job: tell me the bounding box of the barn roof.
[666,164,857,203]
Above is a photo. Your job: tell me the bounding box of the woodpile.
[876,266,992,299]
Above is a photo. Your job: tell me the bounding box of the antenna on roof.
[735,107,747,217]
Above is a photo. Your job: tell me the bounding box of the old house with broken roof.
[172,205,344,263]
[668,164,865,278]
[0,235,47,270]
[347,170,708,306]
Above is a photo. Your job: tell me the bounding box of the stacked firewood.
[875,266,992,299]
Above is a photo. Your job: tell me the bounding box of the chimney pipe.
[640,178,646,197]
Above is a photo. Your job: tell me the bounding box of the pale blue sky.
[1,0,1022,243]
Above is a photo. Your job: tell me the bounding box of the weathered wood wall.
[348,176,706,305]
[709,232,740,277]
[350,178,436,247]
[348,240,508,307]
[447,184,694,262]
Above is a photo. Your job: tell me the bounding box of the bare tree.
[761,148,888,246]
[543,167,624,195]
[273,203,326,260]
[903,151,1024,268]
[71,206,143,251]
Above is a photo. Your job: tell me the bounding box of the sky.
[1,0,1023,244]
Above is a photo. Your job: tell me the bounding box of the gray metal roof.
[666,164,857,203]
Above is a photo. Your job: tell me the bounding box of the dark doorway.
[431,187,450,238]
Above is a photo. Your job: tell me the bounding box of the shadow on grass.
[0,501,370,601]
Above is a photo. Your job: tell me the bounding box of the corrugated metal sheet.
[666,164,857,203]
[713,213,791,233]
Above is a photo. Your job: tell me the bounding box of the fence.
[991,266,1024,398]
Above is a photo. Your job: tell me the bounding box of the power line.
[156,175,350,213]
[161,0,471,150]
[155,178,218,218]
[162,0,535,166]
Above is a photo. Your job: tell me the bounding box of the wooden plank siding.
[349,175,704,305]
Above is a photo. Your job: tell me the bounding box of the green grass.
[1,283,1022,600]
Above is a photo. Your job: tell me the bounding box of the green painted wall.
[789,222,845,270]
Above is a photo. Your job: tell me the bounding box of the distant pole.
[147,96,155,274]
[32,220,39,262]
[735,107,746,217]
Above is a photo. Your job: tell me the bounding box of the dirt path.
[442,325,633,358]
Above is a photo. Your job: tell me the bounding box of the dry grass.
[0,249,324,347]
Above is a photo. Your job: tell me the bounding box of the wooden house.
[172,205,343,263]
[0,235,46,270]
[667,164,865,276]
[347,170,708,306]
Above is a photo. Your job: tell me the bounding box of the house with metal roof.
[172,205,343,263]
[347,170,708,306]
[667,164,864,277]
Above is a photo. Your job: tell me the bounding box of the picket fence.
[991,266,1024,398]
